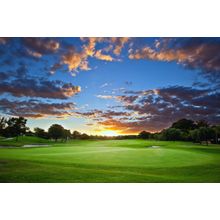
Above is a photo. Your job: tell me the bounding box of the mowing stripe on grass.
[34,147,136,156]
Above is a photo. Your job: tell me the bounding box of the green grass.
[0,138,220,182]
[0,136,52,146]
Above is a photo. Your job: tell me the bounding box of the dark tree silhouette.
[197,127,214,145]
[80,133,90,140]
[196,120,209,128]
[5,117,28,141]
[213,125,220,144]
[0,117,7,136]
[48,124,64,141]
[72,130,81,139]
[138,131,150,139]
[171,119,196,131]
[34,127,48,139]
[162,128,182,141]
[63,129,71,141]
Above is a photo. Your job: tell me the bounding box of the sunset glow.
[100,130,119,137]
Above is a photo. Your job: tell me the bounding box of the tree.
[72,130,81,139]
[162,128,182,141]
[138,131,150,139]
[197,127,214,145]
[34,127,48,139]
[80,133,90,140]
[190,129,200,143]
[0,117,7,137]
[190,127,215,145]
[63,129,71,141]
[5,117,28,140]
[171,119,196,131]
[48,124,64,141]
[196,120,209,128]
[213,125,220,144]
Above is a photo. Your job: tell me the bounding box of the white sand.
[0,144,50,148]
[22,144,49,148]
[150,146,160,149]
[4,138,14,140]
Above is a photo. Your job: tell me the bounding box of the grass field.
[0,137,220,182]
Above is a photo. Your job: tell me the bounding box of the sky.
[0,37,220,135]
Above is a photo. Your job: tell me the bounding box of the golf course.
[0,136,220,183]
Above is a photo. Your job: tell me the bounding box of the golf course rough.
[0,137,220,182]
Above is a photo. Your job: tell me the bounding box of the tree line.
[0,116,220,144]
[0,117,119,141]
[138,119,220,145]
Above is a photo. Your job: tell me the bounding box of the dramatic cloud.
[0,98,75,118]
[156,86,210,102]
[0,39,82,120]
[110,37,130,55]
[61,37,129,72]
[62,47,90,71]
[0,37,130,76]
[75,109,131,120]
[94,50,114,61]
[124,86,220,131]
[115,95,139,105]
[0,79,81,99]
[82,37,130,56]
[97,94,139,105]
[81,37,105,57]
[61,39,115,72]
[86,86,220,133]
[129,38,220,83]
[75,109,103,118]
[23,38,60,56]
[0,70,81,99]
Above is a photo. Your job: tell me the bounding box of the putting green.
[0,139,220,182]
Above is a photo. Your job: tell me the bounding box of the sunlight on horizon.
[100,130,119,136]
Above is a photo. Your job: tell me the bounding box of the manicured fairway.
[0,138,220,182]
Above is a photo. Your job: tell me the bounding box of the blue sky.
[0,37,219,134]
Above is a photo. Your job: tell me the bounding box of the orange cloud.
[82,37,106,57]
[62,48,88,71]
[129,46,189,61]
[94,50,114,61]
[61,37,130,73]
[111,37,130,55]
[62,85,81,97]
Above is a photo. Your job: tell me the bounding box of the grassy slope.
[0,136,52,146]
[0,139,220,182]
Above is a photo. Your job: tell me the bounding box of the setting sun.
[100,130,119,136]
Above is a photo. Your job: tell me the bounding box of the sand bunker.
[4,138,14,140]
[22,144,50,148]
[149,146,160,149]
[0,144,50,148]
